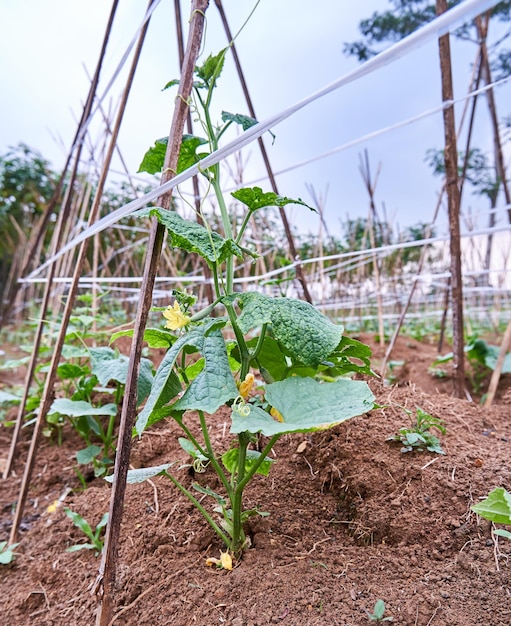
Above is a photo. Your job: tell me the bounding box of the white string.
[20,219,510,286]
[29,0,500,279]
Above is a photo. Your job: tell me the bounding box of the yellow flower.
[238,372,255,400]
[270,407,284,423]
[220,551,233,571]
[163,301,190,330]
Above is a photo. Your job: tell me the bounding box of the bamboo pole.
[437,0,465,399]
[484,318,511,407]
[94,3,210,623]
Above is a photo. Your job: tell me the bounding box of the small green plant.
[64,507,109,555]
[102,48,376,561]
[387,407,446,454]
[434,335,511,395]
[472,487,511,540]
[0,540,20,565]
[428,366,448,379]
[366,599,394,622]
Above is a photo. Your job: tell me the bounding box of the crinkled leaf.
[192,482,226,506]
[138,137,168,175]
[89,347,154,404]
[321,335,373,377]
[76,444,102,465]
[195,48,227,87]
[105,463,173,484]
[221,111,257,131]
[162,79,180,90]
[221,448,275,477]
[61,344,90,360]
[135,321,238,435]
[49,398,117,418]
[238,293,343,368]
[231,186,315,213]
[231,377,374,436]
[138,207,244,268]
[471,487,511,524]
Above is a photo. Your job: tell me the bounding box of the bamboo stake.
[437,0,465,399]
[94,3,209,624]
[7,0,147,533]
[484,318,511,407]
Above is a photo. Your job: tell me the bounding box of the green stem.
[163,471,231,549]
[231,431,249,552]
[197,410,233,499]
[249,324,268,361]
[235,209,255,245]
[236,434,281,493]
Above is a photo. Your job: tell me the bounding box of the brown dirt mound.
[1,336,511,625]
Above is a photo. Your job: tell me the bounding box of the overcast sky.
[1,0,510,239]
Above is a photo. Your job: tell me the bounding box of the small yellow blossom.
[270,407,284,423]
[220,551,233,571]
[46,500,59,514]
[163,301,191,330]
[238,373,255,400]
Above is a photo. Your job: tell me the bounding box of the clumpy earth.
[1,333,511,625]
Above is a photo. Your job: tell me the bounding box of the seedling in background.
[366,599,394,622]
[106,48,376,561]
[472,487,511,540]
[387,407,446,454]
[0,541,20,565]
[64,507,108,556]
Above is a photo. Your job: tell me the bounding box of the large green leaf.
[231,377,374,436]
[237,293,343,368]
[89,347,154,405]
[176,134,209,174]
[49,398,117,418]
[136,207,244,269]
[137,137,168,175]
[135,322,238,435]
[471,487,511,524]
[231,187,315,213]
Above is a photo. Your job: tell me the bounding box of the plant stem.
[231,431,249,553]
[197,411,233,498]
[163,471,231,548]
[236,434,280,493]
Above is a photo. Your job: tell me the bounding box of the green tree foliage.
[344,0,511,72]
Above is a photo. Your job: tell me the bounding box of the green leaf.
[76,444,102,465]
[0,390,21,404]
[176,134,209,174]
[231,186,315,213]
[57,363,89,380]
[137,207,244,269]
[231,377,375,437]
[89,347,154,404]
[110,328,174,349]
[248,336,288,381]
[373,600,386,620]
[221,448,275,477]
[61,345,90,360]
[162,79,180,90]
[135,322,238,435]
[237,293,344,368]
[494,529,511,540]
[64,508,95,541]
[179,437,208,462]
[137,137,168,175]
[49,398,117,418]
[471,487,511,524]
[104,463,173,484]
[221,111,258,131]
[195,48,227,87]
[322,335,373,377]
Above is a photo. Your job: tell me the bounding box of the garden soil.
[1,333,511,625]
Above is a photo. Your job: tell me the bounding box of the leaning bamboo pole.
[7,0,151,538]
[94,4,209,623]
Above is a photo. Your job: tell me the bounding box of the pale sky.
[1,0,510,239]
